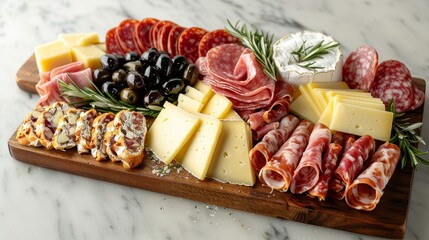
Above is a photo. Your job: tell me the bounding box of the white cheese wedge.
[145,102,201,164]
[193,80,214,100]
[177,93,204,113]
[184,86,211,104]
[273,31,343,87]
[175,113,222,180]
[207,120,255,186]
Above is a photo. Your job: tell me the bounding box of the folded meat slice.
[16,105,45,146]
[52,108,84,150]
[35,101,70,149]
[75,109,98,154]
[90,112,115,161]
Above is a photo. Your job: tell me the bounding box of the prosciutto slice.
[290,123,331,194]
[345,142,400,211]
[329,135,375,200]
[258,120,314,191]
[249,115,299,172]
[36,62,94,106]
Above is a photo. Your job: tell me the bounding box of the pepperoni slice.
[177,27,208,63]
[106,27,125,55]
[149,20,173,50]
[116,19,140,53]
[198,29,240,57]
[134,18,159,53]
[157,22,177,53]
[168,26,186,56]
[342,45,378,92]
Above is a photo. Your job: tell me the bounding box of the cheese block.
[329,102,393,141]
[290,95,320,123]
[58,33,88,47]
[77,32,100,46]
[207,120,255,186]
[34,40,73,72]
[72,45,106,70]
[146,102,201,164]
[95,43,107,52]
[273,31,343,86]
[308,81,349,90]
[298,84,323,115]
[201,93,233,119]
[184,86,211,104]
[222,109,242,120]
[177,93,204,113]
[175,113,222,180]
[193,80,214,99]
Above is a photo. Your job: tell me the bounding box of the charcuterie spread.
[9,17,428,237]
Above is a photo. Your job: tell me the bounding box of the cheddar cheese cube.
[34,40,73,73]
[72,45,105,70]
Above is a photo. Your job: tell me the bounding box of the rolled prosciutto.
[345,142,400,211]
[258,120,314,191]
[290,123,331,194]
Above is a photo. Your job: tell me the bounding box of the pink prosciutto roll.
[290,123,332,194]
[345,142,400,211]
[258,120,314,191]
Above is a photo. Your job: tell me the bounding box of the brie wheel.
[273,31,343,87]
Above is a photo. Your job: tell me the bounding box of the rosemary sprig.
[291,40,340,70]
[226,19,278,80]
[388,100,429,169]
[58,75,160,117]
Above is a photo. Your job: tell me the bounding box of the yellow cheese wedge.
[290,95,319,123]
[177,93,204,113]
[94,43,106,52]
[207,120,255,186]
[58,33,88,47]
[193,80,214,99]
[72,45,105,69]
[34,40,73,72]
[184,86,211,104]
[308,81,349,89]
[329,102,393,141]
[298,84,323,115]
[201,93,232,119]
[77,32,100,46]
[176,113,222,180]
[146,102,201,164]
[222,109,242,120]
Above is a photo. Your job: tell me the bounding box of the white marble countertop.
[1,0,428,239]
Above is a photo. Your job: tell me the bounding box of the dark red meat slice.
[149,20,171,49]
[168,26,186,56]
[343,45,378,92]
[106,27,125,55]
[177,27,208,63]
[134,18,159,53]
[198,29,239,57]
[158,22,177,53]
[116,19,140,53]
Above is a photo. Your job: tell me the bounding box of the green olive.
[120,87,139,105]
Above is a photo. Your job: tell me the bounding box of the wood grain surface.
[16,54,39,94]
[9,55,427,239]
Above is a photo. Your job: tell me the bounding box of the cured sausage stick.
[329,135,375,200]
[290,123,331,194]
[345,142,400,211]
[249,115,299,172]
[258,120,314,192]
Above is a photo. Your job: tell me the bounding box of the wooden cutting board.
[10,55,427,239]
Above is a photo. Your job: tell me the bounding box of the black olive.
[162,78,185,95]
[170,55,188,78]
[125,52,140,62]
[120,88,139,105]
[115,81,128,90]
[93,68,112,86]
[144,89,165,107]
[140,48,159,66]
[155,53,172,78]
[101,81,120,99]
[126,71,146,91]
[115,54,126,66]
[100,54,119,70]
[183,63,199,85]
[112,69,127,84]
[143,66,161,88]
[123,61,143,73]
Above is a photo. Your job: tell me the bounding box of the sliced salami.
[307,143,342,201]
[198,29,239,57]
[370,60,416,112]
[134,18,159,53]
[262,80,294,123]
[252,121,279,141]
[343,45,378,92]
[158,22,177,53]
[106,27,125,55]
[345,142,400,211]
[290,123,331,194]
[116,19,140,53]
[249,115,299,172]
[410,84,425,110]
[258,120,314,191]
[149,20,169,49]
[177,27,208,63]
[329,135,375,200]
[168,25,186,56]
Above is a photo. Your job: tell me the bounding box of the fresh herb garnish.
[389,100,429,169]
[58,75,160,117]
[225,19,278,80]
[291,40,340,70]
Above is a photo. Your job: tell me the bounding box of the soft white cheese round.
[273,31,343,87]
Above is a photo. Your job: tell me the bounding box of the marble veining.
[1,0,429,239]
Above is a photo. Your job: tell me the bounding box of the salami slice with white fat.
[198,29,239,57]
[177,27,208,63]
[149,20,170,49]
[258,120,314,192]
[158,21,177,53]
[106,27,125,55]
[249,115,299,172]
[134,18,159,53]
[329,135,375,200]
[116,19,140,53]
[290,123,331,194]
[343,45,378,91]
[168,25,186,56]
[345,142,400,211]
